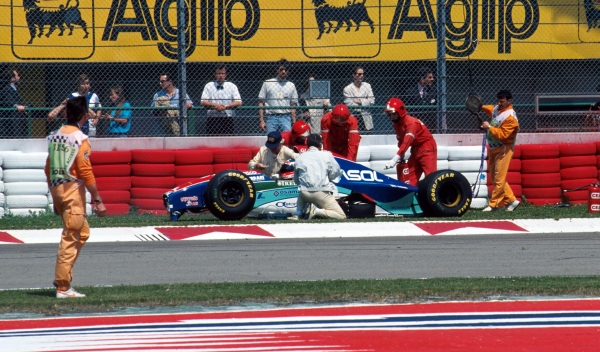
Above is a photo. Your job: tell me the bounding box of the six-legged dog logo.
[11,0,94,60]
[22,0,89,44]
[311,0,375,39]
[302,0,381,59]
[583,0,600,31]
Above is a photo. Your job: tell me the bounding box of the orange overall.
[482,104,519,208]
[45,125,96,291]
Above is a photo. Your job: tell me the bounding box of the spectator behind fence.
[200,64,242,135]
[343,66,374,132]
[151,72,193,136]
[585,84,600,132]
[1,68,28,138]
[292,133,346,220]
[258,59,298,133]
[403,67,438,131]
[248,131,299,179]
[103,86,131,137]
[299,76,330,134]
[67,74,101,136]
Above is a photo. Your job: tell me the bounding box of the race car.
[163,157,473,221]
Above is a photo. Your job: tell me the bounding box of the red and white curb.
[2,299,600,351]
[1,218,599,244]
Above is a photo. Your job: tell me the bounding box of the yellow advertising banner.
[1,0,600,62]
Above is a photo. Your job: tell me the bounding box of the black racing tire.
[417,170,472,217]
[205,170,256,221]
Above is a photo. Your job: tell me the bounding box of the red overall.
[321,112,361,161]
[394,114,437,186]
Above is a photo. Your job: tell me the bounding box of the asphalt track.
[2,232,600,290]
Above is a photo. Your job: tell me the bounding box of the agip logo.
[579,0,600,42]
[11,0,95,59]
[301,0,381,58]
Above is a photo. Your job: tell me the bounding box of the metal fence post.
[178,0,188,136]
[436,0,447,133]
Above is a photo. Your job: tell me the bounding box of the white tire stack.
[1,152,52,217]
[447,146,488,208]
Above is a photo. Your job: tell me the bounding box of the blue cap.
[265,131,282,149]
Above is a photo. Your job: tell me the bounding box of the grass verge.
[0,203,597,230]
[2,276,600,316]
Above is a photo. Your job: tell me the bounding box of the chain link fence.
[1,0,600,139]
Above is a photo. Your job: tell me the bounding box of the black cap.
[265,131,282,149]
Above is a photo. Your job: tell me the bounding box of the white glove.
[287,161,295,168]
[385,155,401,170]
[270,174,280,180]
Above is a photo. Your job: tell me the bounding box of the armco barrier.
[3,140,600,217]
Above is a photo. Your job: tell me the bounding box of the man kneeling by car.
[292,134,346,220]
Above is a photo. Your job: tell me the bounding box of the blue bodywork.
[164,157,423,221]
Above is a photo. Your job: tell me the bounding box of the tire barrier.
[90,151,132,165]
[520,144,560,160]
[2,152,47,169]
[521,159,560,174]
[175,165,214,178]
[175,150,214,165]
[92,164,131,177]
[131,149,175,164]
[4,141,600,217]
[2,169,47,183]
[98,191,131,204]
[356,146,370,162]
[558,143,596,157]
[6,195,48,208]
[95,177,132,191]
[131,176,176,189]
[213,149,253,163]
[131,164,176,177]
[130,188,171,199]
[559,155,597,169]
[3,182,48,196]
[448,146,487,160]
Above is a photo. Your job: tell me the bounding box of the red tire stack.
[212,148,253,174]
[174,149,214,185]
[558,143,599,204]
[596,142,600,182]
[90,151,132,215]
[130,149,176,216]
[487,145,522,204]
[520,144,562,205]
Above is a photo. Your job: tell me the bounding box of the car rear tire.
[417,170,472,217]
[206,170,256,220]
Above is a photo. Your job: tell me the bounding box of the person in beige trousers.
[293,134,346,220]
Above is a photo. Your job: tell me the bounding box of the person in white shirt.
[293,134,346,220]
[343,66,375,132]
[200,65,242,135]
[258,59,298,133]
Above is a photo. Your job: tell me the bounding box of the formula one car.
[163,157,473,221]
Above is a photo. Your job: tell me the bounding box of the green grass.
[0,202,597,230]
[2,276,600,315]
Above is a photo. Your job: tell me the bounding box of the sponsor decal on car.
[275,201,296,208]
[277,180,295,186]
[186,201,199,206]
[249,175,265,181]
[180,196,199,202]
[342,170,384,182]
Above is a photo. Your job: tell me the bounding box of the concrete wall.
[1,133,599,152]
